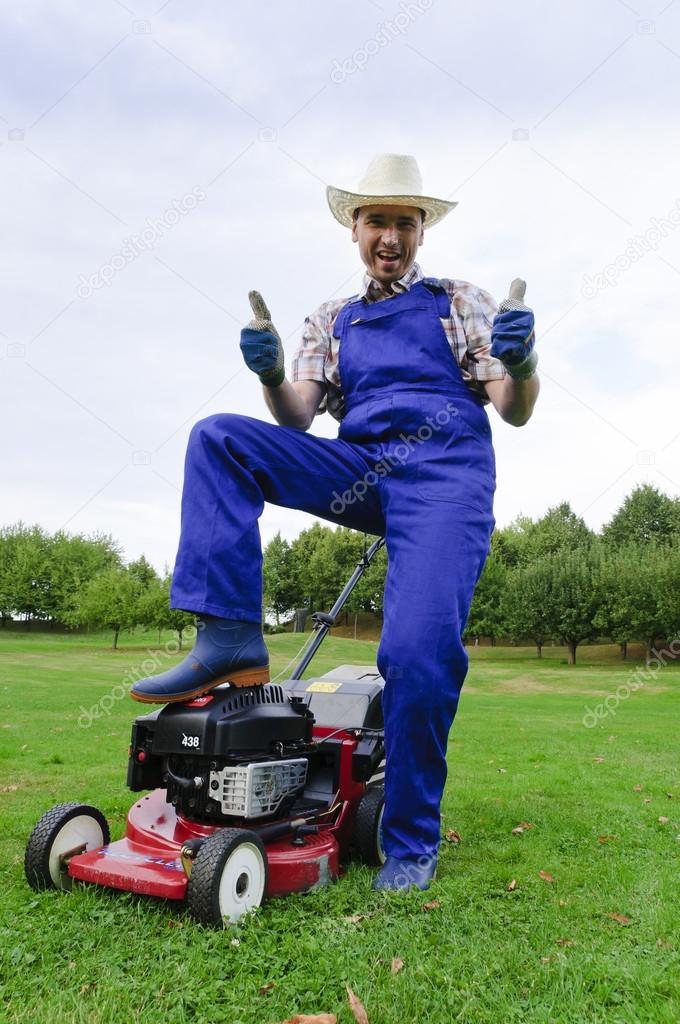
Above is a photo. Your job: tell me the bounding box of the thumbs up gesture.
[490,278,538,381]
[239,291,285,387]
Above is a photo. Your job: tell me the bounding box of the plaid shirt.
[290,262,506,420]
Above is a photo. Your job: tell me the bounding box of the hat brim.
[326,185,457,229]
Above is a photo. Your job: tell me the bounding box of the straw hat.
[326,153,457,229]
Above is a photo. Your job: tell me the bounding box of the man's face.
[351,204,424,288]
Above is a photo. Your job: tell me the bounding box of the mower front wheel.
[187,829,268,927]
[25,802,110,892]
[353,785,386,866]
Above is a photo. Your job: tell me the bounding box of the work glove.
[239,291,285,387]
[490,278,537,381]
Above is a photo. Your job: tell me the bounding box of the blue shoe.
[372,854,438,891]
[130,616,269,704]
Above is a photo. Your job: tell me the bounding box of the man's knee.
[188,412,249,448]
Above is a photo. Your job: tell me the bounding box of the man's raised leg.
[131,413,384,702]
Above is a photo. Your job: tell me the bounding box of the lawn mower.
[25,538,387,926]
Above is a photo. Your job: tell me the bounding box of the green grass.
[1,629,679,1024]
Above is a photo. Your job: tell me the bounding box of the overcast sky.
[2,0,680,571]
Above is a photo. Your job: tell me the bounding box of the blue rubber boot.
[372,854,437,892]
[130,616,269,704]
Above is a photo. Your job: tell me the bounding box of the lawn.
[0,629,678,1024]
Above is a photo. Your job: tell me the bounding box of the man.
[130,153,539,891]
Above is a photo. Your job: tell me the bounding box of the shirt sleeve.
[290,302,332,416]
[458,285,507,383]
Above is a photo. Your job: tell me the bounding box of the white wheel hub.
[48,814,106,889]
[217,842,266,922]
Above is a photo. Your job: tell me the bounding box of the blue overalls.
[171,278,496,860]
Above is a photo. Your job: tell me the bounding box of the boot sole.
[129,665,270,704]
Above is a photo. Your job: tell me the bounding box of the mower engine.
[127,683,315,822]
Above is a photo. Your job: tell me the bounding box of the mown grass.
[0,629,678,1024]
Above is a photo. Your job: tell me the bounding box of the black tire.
[186,829,268,927]
[353,785,386,865]
[25,802,110,892]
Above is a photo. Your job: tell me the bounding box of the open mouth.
[376,251,400,265]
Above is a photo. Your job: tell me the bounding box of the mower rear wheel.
[354,785,386,866]
[25,802,110,892]
[187,829,268,927]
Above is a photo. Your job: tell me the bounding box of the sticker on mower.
[306,681,342,693]
[97,849,182,871]
[181,733,200,749]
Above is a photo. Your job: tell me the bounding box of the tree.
[0,524,51,625]
[466,539,508,645]
[525,502,594,560]
[594,544,646,659]
[262,533,297,624]
[67,567,143,649]
[547,545,603,665]
[45,530,121,623]
[495,515,534,568]
[603,484,680,548]
[624,545,675,664]
[139,573,194,648]
[501,556,554,658]
[288,523,335,610]
[127,555,159,588]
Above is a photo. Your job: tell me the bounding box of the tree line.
[262,484,680,664]
[0,525,192,649]
[1,485,679,659]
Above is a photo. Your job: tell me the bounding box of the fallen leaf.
[444,829,461,844]
[68,961,76,970]
[391,958,405,974]
[667,793,674,799]
[259,982,276,995]
[0,784,19,793]
[346,986,369,1024]
[607,913,631,926]
[422,900,441,911]
[278,1016,336,1024]
[344,915,366,924]
[518,821,536,830]
[559,899,568,906]
[498,768,507,773]
[539,870,555,883]
[643,798,652,804]
[540,956,554,964]
[608,735,615,742]
[597,835,617,843]
[593,757,605,764]
[658,816,669,825]
[511,826,524,835]
[633,784,642,792]
[656,937,672,949]
[506,879,517,892]
[556,938,574,947]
